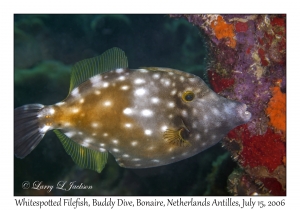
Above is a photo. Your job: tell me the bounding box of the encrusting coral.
[171,14,286,195]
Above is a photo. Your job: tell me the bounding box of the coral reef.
[171,14,286,195]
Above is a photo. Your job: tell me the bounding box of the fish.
[14,47,251,173]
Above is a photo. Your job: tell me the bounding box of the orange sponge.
[266,85,286,133]
[210,16,236,48]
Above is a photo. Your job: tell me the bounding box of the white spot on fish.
[180,76,185,82]
[212,108,220,115]
[135,88,146,96]
[152,159,160,162]
[103,82,109,88]
[79,98,85,104]
[192,108,197,115]
[71,87,80,97]
[151,97,160,104]
[168,102,175,108]
[91,122,98,128]
[145,129,152,135]
[65,131,75,138]
[152,73,160,79]
[123,108,133,115]
[125,123,132,128]
[103,101,111,106]
[112,139,119,144]
[138,69,148,73]
[72,108,79,113]
[134,78,146,84]
[94,90,101,95]
[118,76,126,81]
[161,125,168,132]
[116,68,124,74]
[162,79,171,87]
[55,102,65,106]
[112,148,119,152]
[171,89,177,95]
[64,122,71,126]
[123,154,129,158]
[100,143,105,147]
[99,148,106,152]
[84,138,93,143]
[90,75,102,87]
[132,158,141,161]
[121,85,129,90]
[49,108,55,115]
[82,142,89,147]
[181,110,188,117]
[189,78,197,83]
[141,109,153,117]
[131,141,138,146]
[103,133,108,137]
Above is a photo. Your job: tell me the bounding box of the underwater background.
[14,14,243,196]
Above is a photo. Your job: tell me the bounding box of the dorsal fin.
[69,47,128,92]
[53,129,108,173]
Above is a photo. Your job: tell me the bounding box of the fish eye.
[182,91,195,102]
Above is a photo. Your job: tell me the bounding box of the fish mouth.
[237,103,252,123]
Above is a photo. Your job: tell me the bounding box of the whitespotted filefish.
[14,48,251,173]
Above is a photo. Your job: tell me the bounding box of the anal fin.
[53,129,108,173]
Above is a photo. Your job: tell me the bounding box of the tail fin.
[14,104,46,158]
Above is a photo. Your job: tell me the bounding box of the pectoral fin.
[163,127,191,147]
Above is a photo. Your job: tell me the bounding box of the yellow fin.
[53,130,108,173]
[163,128,191,147]
[69,47,128,92]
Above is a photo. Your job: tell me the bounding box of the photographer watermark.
[21,181,92,193]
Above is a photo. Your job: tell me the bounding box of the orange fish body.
[14,48,251,173]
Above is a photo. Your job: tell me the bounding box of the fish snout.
[236,103,252,123]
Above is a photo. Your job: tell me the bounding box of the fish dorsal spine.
[68,47,128,93]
